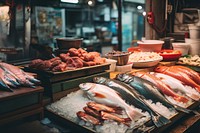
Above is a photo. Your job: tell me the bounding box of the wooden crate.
[0,86,44,125]
[24,64,110,101]
[24,63,110,83]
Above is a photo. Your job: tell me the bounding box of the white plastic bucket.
[188,24,200,39]
[185,38,200,55]
[172,43,190,56]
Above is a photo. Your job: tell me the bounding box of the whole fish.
[155,66,200,92]
[0,62,40,87]
[87,102,122,114]
[170,66,200,85]
[132,72,189,103]
[79,83,144,121]
[0,68,13,92]
[76,111,101,125]
[150,72,200,101]
[4,71,20,87]
[116,73,196,114]
[83,106,101,119]
[93,76,171,127]
[100,111,131,126]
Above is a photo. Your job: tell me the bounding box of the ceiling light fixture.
[137,5,142,10]
[61,0,79,4]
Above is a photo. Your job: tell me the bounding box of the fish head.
[79,83,95,91]
[116,74,126,81]
[79,83,97,98]
[116,73,134,83]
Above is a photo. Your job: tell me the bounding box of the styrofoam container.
[185,38,200,55]
[188,24,200,39]
[137,40,164,52]
[172,43,190,56]
[115,63,133,72]
[106,59,117,72]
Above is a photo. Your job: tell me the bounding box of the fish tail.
[29,78,40,84]
[2,77,15,87]
[150,112,171,127]
[9,80,20,86]
[125,107,144,121]
[24,73,41,84]
[174,96,189,103]
[0,81,13,92]
[174,105,191,114]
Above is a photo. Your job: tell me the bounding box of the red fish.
[155,66,200,93]
[76,111,101,125]
[83,106,101,119]
[100,111,131,126]
[87,102,122,114]
[133,71,189,103]
[170,66,200,85]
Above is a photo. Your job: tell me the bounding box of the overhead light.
[61,0,79,4]
[137,5,142,10]
[87,0,95,7]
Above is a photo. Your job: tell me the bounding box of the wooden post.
[118,0,122,51]
[145,0,166,39]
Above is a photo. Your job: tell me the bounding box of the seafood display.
[77,102,131,126]
[46,65,200,133]
[0,62,40,92]
[178,55,200,66]
[29,48,106,72]
[93,76,171,127]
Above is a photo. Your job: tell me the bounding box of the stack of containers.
[186,9,200,55]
